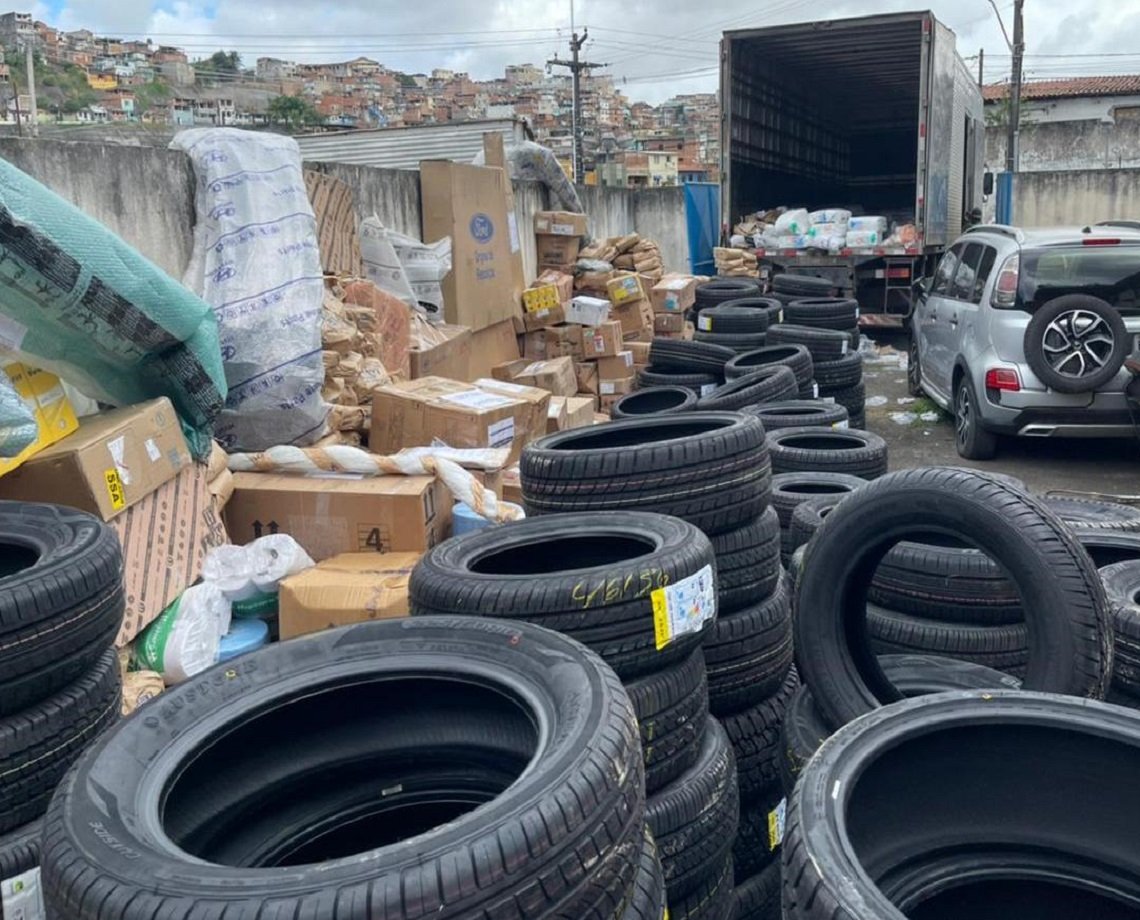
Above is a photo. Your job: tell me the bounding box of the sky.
[27,0,1140,104]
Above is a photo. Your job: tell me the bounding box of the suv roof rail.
[965,224,1024,242]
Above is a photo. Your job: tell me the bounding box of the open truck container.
[721,11,985,322]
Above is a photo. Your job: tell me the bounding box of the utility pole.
[1007,0,1025,173]
[978,49,984,88]
[24,39,37,137]
[548,30,606,184]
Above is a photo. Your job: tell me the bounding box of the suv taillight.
[991,253,1020,308]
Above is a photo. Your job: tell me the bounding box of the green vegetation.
[193,50,242,86]
[267,94,321,130]
[133,79,171,115]
[397,72,418,88]
[5,52,97,114]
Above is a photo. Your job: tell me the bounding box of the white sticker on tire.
[841,339,848,355]
[652,563,716,650]
[822,397,835,404]
[767,798,787,850]
[778,309,784,324]
[2,867,45,920]
[832,420,849,429]
[700,383,717,397]
[698,314,713,331]
[812,382,819,398]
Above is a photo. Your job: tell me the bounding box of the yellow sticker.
[651,587,671,651]
[104,468,126,510]
[662,910,669,920]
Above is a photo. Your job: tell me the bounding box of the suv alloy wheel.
[954,374,998,460]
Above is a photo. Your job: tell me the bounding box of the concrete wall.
[986,120,1140,173]
[1013,168,1140,227]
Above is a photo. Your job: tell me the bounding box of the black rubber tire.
[1045,496,1140,533]
[704,573,794,715]
[612,386,698,419]
[953,372,999,461]
[748,400,850,432]
[1098,561,1140,697]
[697,303,772,335]
[647,718,739,902]
[766,324,852,361]
[627,650,711,795]
[696,367,797,411]
[726,346,813,388]
[771,274,835,298]
[796,381,819,400]
[43,617,646,920]
[781,691,1140,920]
[721,668,798,801]
[794,468,1113,731]
[771,471,866,529]
[811,353,862,390]
[818,380,864,416]
[787,495,848,558]
[520,412,772,536]
[623,827,668,920]
[0,501,124,717]
[695,279,761,313]
[637,367,721,396]
[733,785,787,882]
[693,331,768,353]
[410,511,717,679]
[868,540,1024,626]
[0,820,40,884]
[866,604,1029,675]
[784,297,859,325]
[649,339,736,374]
[1023,294,1129,394]
[710,508,781,615]
[767,427,888,479]
[1,648,120,835]
[669,855,735,920]
[733,859,780,920]
[1073,528,1140,568]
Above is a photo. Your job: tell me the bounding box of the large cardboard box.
[226,474,450,561]
[546,396,570,433]
[534,211,589,237]
[0,399,191,521]
[0,359,78,477]
[535,234,581,269]
[607,273,646,306]
[567,296,612,327]
[409,324,472,381]
[520,330,547,360]
[113,461,228,646]
[655,313,686,334]
[468,318,521,380]
[533,269,575,305]
[371,377,544,461]
[611,298,653,335]
[564,396,596,429]
[596,352,635,379]
[278,552,420,640]
[581,321,623,359]
[544,324,583,359]
[472,378,550,446]
[575,361,599,395]
[518,303,565,332]
[598,376,635,397]
[651,274,698,313]
[512,357,578,397]
[420,161,520,330]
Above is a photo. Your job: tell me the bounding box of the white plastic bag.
[202,534,315,601]
[135,583,232,685]
[360,217,451,322]
[846,230,887,248]
[810,209,852,226]
[773,209,811,236]
[849,216,889,235]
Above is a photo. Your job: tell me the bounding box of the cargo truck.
[720,11,986,322]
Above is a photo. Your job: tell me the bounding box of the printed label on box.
[767,798,788,850]
[664,293,680,311]
[698,314,713,331]
[600,381,615,395]
[145,438,162,462]
[651,563,715,650]
[440,390,515,410]
[2,866,45,920]
[487,418,515,448]
[552,222,576,235]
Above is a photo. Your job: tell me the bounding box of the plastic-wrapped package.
[172,128,328,452]
[474,139,583,214]
[360,217,452,321]
[134,582,232,685]
[763,234,809,250]
[202,534,315,601]
[810,209,852,226]
[849,216,889,235]
[808,222,849,239]
[846,230,887,248]
[0,158,225,459]
[774,209,812,236]
[0,372,36,458]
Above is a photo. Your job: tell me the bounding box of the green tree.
[194,50,242,85]
[267,94,320,130]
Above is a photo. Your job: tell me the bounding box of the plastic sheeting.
[474,139,583,214]
[0,158,226,459]
[172,128,329,452]
[0,372,35,458]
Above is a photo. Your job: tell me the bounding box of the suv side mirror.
[983,172,995,196]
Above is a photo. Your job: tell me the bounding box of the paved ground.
[861,330,1140,497]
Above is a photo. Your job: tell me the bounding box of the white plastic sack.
[202,534,315,601]
[808,222,849,239]
[846,230,887,248]
[773,209,811,236]
[0,372,36,458]
[135,583,232,685]
[849,216,889,235]
[359,217,418,312]
[765,234,809,250]
[172,128,329,452]
[810,209,852,226]
[360,217,452,320]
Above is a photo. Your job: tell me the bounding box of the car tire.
[787,494,848,557]
[623,828,668,920]
[747,400,850,431]
[732,857,780,919]
[693,331,768,353]
[612,386,698,419]
[953,372,998,460]
[520,412,772,536]
[695,279,762,315]
[767,324,851,361]
[697,303,772,335]
[720,668,798,800]
[732,785,787,882]
[794,468,1113,731]
[0,501,124,717]
[866,604,1029,675]
[783,297,859,327]
[668,855,735,920]
[771,274,836,298]
[726,346,814,389]
[771,471,867,529]
[43,617,646,920]
[709,508,782,614]
[637,367,721,395]
[1023,294,1129,394]
[647,718,739,902]
[907,333,922,397]
[1073,528,1140,568]
[649,339,736,374]
[0,820,40,885]
[696,367,798,411]
[811,353,863,390]
[1044,496,1140,533]
[627,650,710,794]
[820,380,865,421]
[766,427,888,479]
[409,511,717,679]
[1097,561,1140,697]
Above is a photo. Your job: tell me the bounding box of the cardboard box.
[420,161,520,330]
[567,296,612,327]
[409,324,472,381]
[651,274,698,313]
[581,321,623,359]
[536,234,582,269]
[534,211,589,236]
[521,330,547,359]
[492,358,532,382]
[483,134,527,306]
[598,376,635,397]
[575,361,599,396]
[599,393,624,413]
[371,377,542,462]
[0,360,78,477]
[113,461,227,647]
[0,399,191,521]
[513,357,578,397]
[534,269,575,304]
[596,351,635,379]
[544,323,583,359]
[502,464,523,506]
[518,302,565,332]
[523,284,562,314]
[626,341,652,365]
[226,474,450,561]
[611,298,652,335]
[565,396,596,429]
[278,552,421,640]
[547,396,570,433]
[655,312,686,334]
[468,318,521,380]
[624,329,654,344]
[470,378,551,447]
[607,273,646,306]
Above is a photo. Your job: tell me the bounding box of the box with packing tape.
[566,296,612,327]
[575,361,599,396]
[612,298,653,336]
[534,211,589,237]
[470,378,551,448]
[606,273,646,306]
[533,269,575,304]
[651,274,698,313]
[516,302,565,332]
[595,352,635,379]
[655,313,686,335]
[598,376,635,398]
[547,395,595,431]
[581,320,623,359]
[544,323,583,358]
[512,357,578,397]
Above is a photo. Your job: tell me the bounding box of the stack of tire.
[691,278,761,323]
[770,472,866,565]
[518,412,785,919]
[0,501,124,895]
[767,321,866,428]
[638,339,733,397]
[693,297,781,355]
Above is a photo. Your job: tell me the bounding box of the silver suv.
[909,224,1140,459]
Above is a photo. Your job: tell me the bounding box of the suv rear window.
[1020,246,1140,315]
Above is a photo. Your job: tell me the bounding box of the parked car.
[908,224,1140,459]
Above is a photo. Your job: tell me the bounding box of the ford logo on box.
[470,213,494,243]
